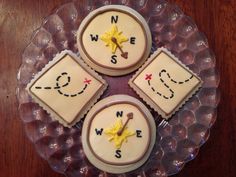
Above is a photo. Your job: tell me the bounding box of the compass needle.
[111,37,129,59]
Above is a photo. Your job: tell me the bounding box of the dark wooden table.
[0,0,235,177]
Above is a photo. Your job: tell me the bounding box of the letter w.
[95,128,103,135]
[90,34,99,41]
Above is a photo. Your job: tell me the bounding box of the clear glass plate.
[16,0,220,176]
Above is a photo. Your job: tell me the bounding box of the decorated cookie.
[129,48,203,119]
[77,5,152,76]
[26,50,107,127]
[82,95,156,174]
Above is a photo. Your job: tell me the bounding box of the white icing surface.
[89,104,150,165]
[30,54,103,123]
[133,51,201,115]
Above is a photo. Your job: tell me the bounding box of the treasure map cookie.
[77,5,152,76]
[26,50,107,127]
[129,48,203,119]
[82,95,156,174]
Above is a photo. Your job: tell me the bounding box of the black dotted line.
[164,70,194,84]
[56,84,88,97]
[148,69,193,100]
[148,79,174,99]
[34,72,88,98]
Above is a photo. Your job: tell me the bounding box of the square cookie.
[26,50,107,127]
[129,48,202,119]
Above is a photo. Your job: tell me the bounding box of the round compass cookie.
[77,5,152,76]
[82,95,156,174]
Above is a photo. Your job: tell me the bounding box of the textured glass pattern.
[16,0,220,176]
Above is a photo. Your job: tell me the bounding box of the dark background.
[0,0,235,177]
